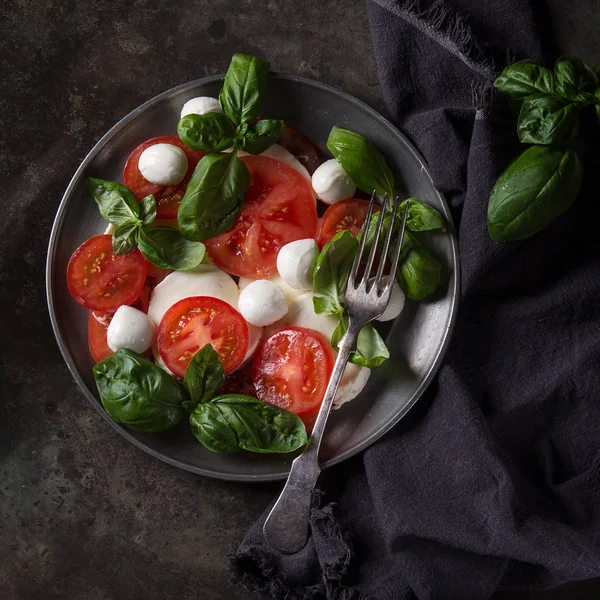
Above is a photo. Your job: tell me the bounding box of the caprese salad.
[66,53,448,454]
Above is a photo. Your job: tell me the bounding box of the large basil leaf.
[517,95,579,145]
[139,195,157,226]
[331,315,389,368]
[494,60,554,101]
[93,349,185,433]
[183,344,225,411]
[178,152,250,242]
[312,230,358,316]
[237,119,285,154]
[326,126,395,199]
[189,395,308,453]
[397,247,442,301]
[220,53,270,125]
[112,221,140,255]
[555,56,598,103]
[488,145,583,242]
[400,198,446,232]
[87,178,140,225]
[177,112,236,152]
[137,226,205,270]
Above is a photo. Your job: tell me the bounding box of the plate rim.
[46,72,460,482]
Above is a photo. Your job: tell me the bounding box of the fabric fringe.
[371,0,502,81]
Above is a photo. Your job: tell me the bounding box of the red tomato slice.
[252,327,334,416]
[122,136,205,220]
[157,296,249,377]
[145,260,172,287]
[276,124,320,174]
[318,198,379,248]
[67,235,147,312]
[205,156,318,278]
[88,312,113,363]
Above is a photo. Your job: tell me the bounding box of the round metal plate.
[46,73,459,481]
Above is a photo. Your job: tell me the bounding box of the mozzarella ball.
[238,280,288,327]
[376,280,406,322]
[239,274,305,305]
[276,238,319,290]
[107,305,155,354]
[311,158,356,204]
[180,96,223,119]
[138,143,188,186]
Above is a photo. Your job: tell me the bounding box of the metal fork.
[262,193,410,554]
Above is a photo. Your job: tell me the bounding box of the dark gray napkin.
[232,1,600,598]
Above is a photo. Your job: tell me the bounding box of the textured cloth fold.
[232,1,600,598]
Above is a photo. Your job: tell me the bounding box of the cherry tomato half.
[318,198,379,248]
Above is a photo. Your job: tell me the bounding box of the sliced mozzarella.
[311,158,356,204]
[107,306,155,354]
[138,143,188,186]
[239,274,305,305]
[180,96,223,119]
[276,238,318,290]
[148,265,263,371]
[376,280,405,322]
[265,292,370,408]
[238,280,288,327]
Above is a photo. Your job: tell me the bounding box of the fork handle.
[262,319,362,554]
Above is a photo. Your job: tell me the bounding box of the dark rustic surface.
[1,1,598,598]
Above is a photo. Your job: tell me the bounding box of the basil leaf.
[397,247,442,301]
[237,119,285,154]
[326,126,394,199]
[177,112,236,152]
[139,195,157,226]
[400,198,446,232]
[93,349,185,433]
[331,315,389,369]
[555,56,598,103]
[517,95,579,145]
[183,344,225,411]
[220,53,270,125]
[362,210,418,260]
[189,394,308,453]
[178,152,250,242]
[87,178,140,225]
[488,145,583,242]
[137,226,205,270]
[112,221,140,255]
[494,60,554,101]
[312,230,358,316]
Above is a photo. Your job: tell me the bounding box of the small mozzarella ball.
[276,239,319,290]
[138,143,188,186]
[311,158,356,204]
[238,280,288,327]
[180,96,222,119]
[107,306,155,354]
[376,280,405,322]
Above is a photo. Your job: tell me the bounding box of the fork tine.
[360,194,388,289]
[348,191,377,289]
[374,195,401,290]
[383,199,410,297]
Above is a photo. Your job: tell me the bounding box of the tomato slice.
[122,136,205,220]
[276,124,320,174]
[145,260,172,287]
[205,156,318,278]
[252,327,334,416]
[318,198,379,248]
[157,296,249,377]
[67,235,147,312]
[88,312,113,363]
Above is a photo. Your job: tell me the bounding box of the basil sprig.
[489,54,597,241]
[87,177,205,270]
[183,344,225,411]
[176,53,283,242]
[190,394,308,454]
[93,349,186,433]
[331,315,390,369]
